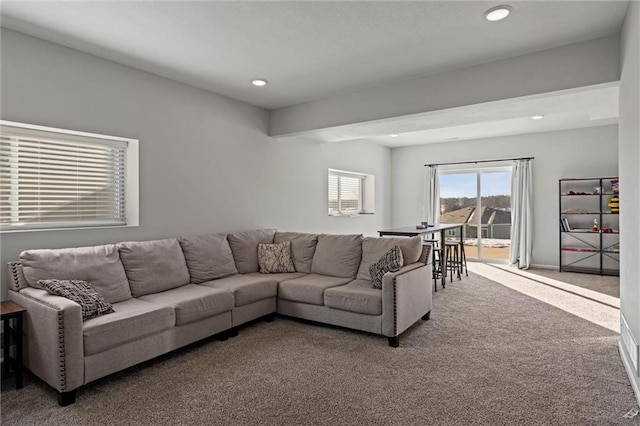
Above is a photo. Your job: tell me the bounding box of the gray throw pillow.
[370,246,404,289]
[39,279,114,321]
[258,241,296,273]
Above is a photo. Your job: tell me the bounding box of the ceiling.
[0,1,629,146]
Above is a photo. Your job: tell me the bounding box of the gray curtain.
[510,159,533,269]
[423,165,440,225]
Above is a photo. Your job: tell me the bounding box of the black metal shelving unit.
[559,177,619,276]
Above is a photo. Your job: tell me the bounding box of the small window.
[0,120,139,232]
[328,169,374,216]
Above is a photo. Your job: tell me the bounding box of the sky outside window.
[440,171,511,198]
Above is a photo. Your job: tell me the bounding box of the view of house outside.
[439,170,512,261]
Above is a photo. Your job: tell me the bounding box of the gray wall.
[619,0,640,400]
[390,125,619,268]
[0,29,391,299]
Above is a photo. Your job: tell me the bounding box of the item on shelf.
[593,187,602,194]
[592,218,599,232]
[561,217,571,231]
[563,247,599,253]
[611,179,619,193]
[602,228,614,233]
[608,195,619,213]
[567,190,589,195]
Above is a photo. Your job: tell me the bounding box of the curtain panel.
[510,159,533,269]
[423,165,440,225]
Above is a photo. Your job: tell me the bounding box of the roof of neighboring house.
[441,206,511,225]
[440,206,474,224]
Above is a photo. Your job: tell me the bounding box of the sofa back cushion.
[227,229,276,274]
[356,236,423,281]
[118,238,191,297]
[274,232,318,273]
[178,233,238,284]
[20,244,132,304]
[311,234,363,279]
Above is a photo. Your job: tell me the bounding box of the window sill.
[0,223,139,234]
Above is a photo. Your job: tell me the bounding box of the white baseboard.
[619,340,640,407]
[529,263,557,270]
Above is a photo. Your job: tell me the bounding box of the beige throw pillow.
[258,241,296,274]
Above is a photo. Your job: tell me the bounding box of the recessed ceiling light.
[390,134,399,138]
[531,115,545,120]
[251,79,268,87]
[484,5,512,21]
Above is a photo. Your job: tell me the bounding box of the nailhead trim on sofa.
[8,261,29,291]
[57,310,67,391]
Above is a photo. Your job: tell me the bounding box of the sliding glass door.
[440,167,512,262]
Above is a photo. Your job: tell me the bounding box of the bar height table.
[378,223,465,288]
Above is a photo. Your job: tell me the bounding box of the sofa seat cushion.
[311,234,363,279]
[118,238,191,297]
[138,284,234,326]
[245,271,307,283]
[227,229,276,274]
[83,298,175,356]
[178,233,238,283]
[357,236,422,281]
[199,274,278,307]
[278,274,352,306]
[324,279,382,315]
[274,232,318,273]
[20,244,131,304]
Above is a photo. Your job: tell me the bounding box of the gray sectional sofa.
[6,229,432,405]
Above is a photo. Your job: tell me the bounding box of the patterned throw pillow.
[38,279,114,321]
[370,245,404,289]
[258,241,296,273]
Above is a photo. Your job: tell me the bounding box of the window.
[328,169,374,216]
[0,121,139,232]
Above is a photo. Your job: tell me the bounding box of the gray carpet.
[2,272,638,425]
[524,267,620,298]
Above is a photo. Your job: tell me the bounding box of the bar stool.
[444,241,461,282]
[424,238,445,290]
[445,240,468,279]
[459,240,468,277]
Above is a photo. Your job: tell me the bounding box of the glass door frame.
[439,164,513,264]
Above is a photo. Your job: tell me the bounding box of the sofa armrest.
[381,262,432,337]
[8,288,84,393]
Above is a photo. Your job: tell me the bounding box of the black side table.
[1,301,26,390]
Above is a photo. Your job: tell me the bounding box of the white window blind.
[1,124,128,231]
[328,170,365,215]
